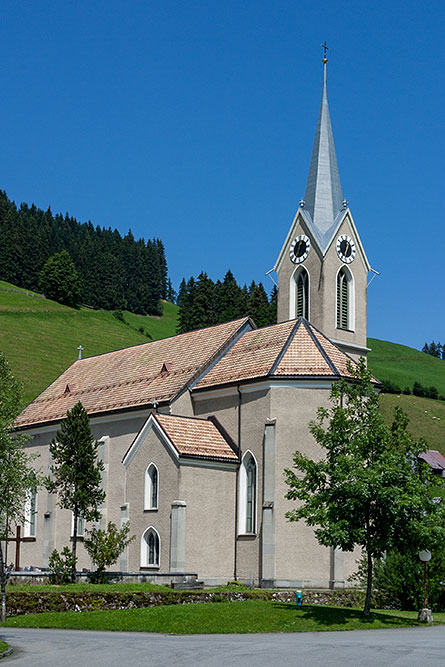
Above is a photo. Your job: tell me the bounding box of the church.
[14,56,372,588]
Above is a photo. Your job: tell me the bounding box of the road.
[2,626,445,666]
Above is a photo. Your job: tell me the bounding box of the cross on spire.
[321,41,329,63]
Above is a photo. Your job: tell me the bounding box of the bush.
[83,522,134,584]
[402,387,412,395]
[380,379,401,394]
[356,550,445,611]
[112,309,125,323]
[48,548,78,585]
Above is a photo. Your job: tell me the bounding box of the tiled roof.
[15,318,251,429]
[419,450,445,471]
[195,318,363,390]
[153,413,239,461]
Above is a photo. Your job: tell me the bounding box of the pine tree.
[45,402,105,582]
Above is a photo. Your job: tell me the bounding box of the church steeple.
[303,51,344,249]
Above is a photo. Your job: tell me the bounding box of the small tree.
[84,522,134,583]
[46,402,105,582]
[284,359,445,616]
[39,250,83,307]
[0,353,38,621]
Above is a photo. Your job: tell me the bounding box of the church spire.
[303,45,344,245]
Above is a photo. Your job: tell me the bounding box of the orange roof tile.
[153,413,238,461]
[195,318,364,389]
[15,318,251,429]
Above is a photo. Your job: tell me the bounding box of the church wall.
[170,390,194,418]
[179,464,236,583]
[271,385,334,586]
[124,427,179,572]
[236,387,270,585]
[192,391,239,444]
[17,413,147,571]
[318,215,368,352]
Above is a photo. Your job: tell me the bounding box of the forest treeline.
[0,190,171,315]
[177,270,277,333]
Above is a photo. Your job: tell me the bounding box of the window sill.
[143,508,158,512]
[140,565,160,570]
[237,533,257,538]
[336,327,355,333]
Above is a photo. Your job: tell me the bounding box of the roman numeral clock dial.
[290,234,310,264]
[336,235,356,263]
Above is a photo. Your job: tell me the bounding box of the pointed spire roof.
[303,59,344,248]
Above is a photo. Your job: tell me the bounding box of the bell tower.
[274,48,370,360]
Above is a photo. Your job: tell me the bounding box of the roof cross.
[77,345,84,360]
[321,41,329,63]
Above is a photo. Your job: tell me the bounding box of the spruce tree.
[46,402,105,582]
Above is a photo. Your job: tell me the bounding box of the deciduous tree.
[284,359,445,616]
[0,353,38,621]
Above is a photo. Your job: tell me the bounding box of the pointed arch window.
[24,482,37,538]
[238,451,257,535]
[295,268,309,318]
[144,463,158,510]
[290,267,309,320]
[141,527,160,567]
[336,267,353,330]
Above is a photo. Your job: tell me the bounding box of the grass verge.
[0,641,9,654]
[2,601,444,634]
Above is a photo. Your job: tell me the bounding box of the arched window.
[238,451,257,534]
[141,527,160,567]
[144,463,158,510]
[24,485,37,538]
[295,268,309,319]
[290,267,309,320]
[336,267,353,330]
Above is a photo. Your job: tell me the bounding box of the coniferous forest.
[177,270,277,333]
[0,190,170,315]
[0,189,277,329]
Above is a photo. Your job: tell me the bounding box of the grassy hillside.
[379,394,445,454]
[367,337,445,397]
[0,281,178,406]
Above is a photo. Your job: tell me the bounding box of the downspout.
[234,384,242,581]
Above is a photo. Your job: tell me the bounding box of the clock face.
[336,234,356,263]
[290,235,310,264]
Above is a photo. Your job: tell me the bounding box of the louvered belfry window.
[296,269,309,319]
[337,269,349,329]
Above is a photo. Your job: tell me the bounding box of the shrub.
[355,549,445,611]
[112,309,125,323]
[83,522,134,584]
[380,379,401,394]
[402,387,412,395]
[48,548,78,585]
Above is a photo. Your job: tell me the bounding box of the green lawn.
[5,582,171,594]
[2,601,442,633]
[0,641,9,653]
[0,281,178,406]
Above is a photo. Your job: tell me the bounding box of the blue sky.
[1,0,444,350]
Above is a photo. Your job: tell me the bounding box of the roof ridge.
[303,320,340,376]
[269,318,303,375]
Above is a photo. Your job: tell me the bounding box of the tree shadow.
[274,603,420,628]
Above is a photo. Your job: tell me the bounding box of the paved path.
[2,626,445,666]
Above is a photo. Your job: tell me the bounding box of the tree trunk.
[71,509,78,584]
[363,548,373,617]
[0,541,7,622]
